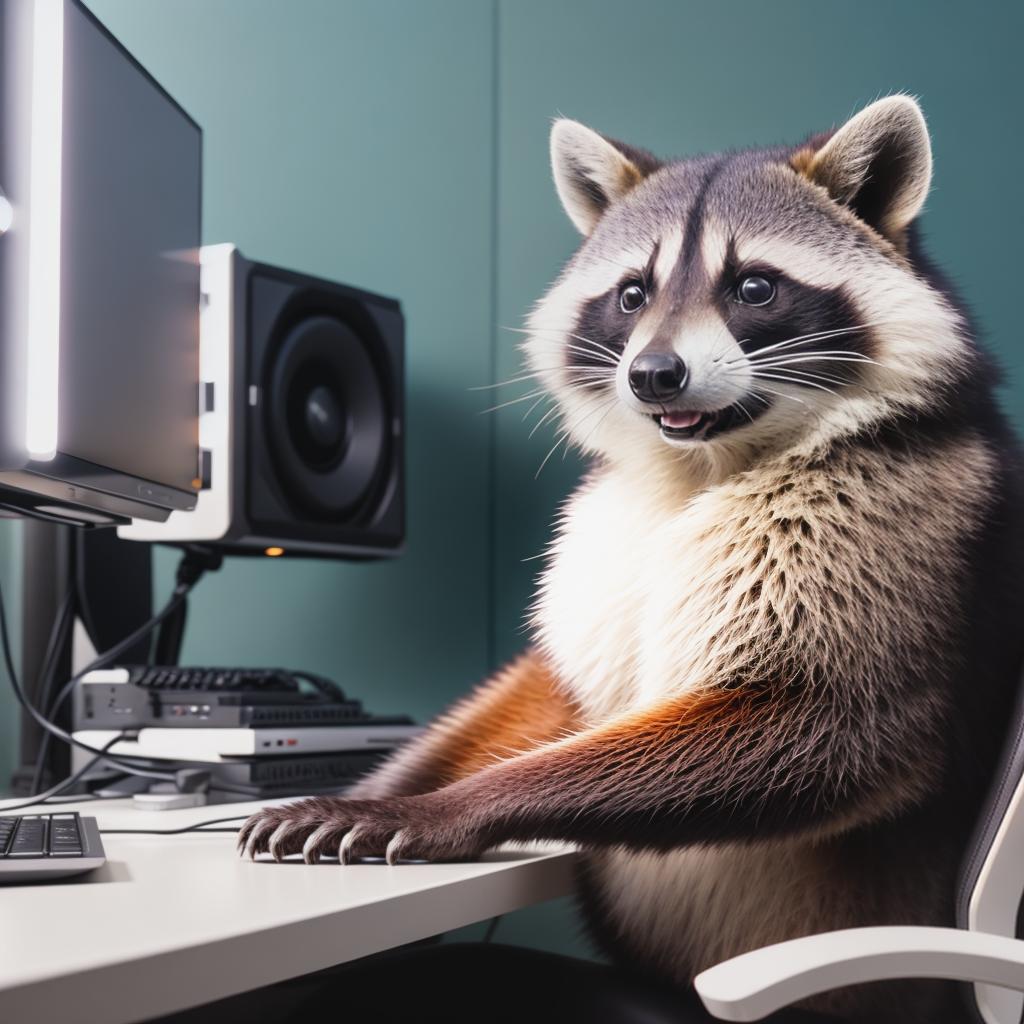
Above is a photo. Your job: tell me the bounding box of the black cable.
[72,533,102,656]
[29,584,78,793]
[31,674,77,767]
[0,735,127,814]
[153,595,188,666]
[2,542,294,809]
[100,814,248,835]
[0,547,220,782]
[0,585,175,782]
[291,670,348,702]
[34,584,75,712]
[43,793,129,804]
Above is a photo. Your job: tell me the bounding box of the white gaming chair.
[694,685,1024,1023]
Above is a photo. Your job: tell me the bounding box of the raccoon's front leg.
[344,649,578,798]
[239,675,940,863]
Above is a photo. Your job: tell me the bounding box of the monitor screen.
[59,0,201,493]
[0,0,201,522]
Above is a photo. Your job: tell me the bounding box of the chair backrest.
[957,676,1024,1024]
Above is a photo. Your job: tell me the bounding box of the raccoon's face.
[526,96,968,472]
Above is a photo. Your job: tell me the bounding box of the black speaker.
[120,245,404,558]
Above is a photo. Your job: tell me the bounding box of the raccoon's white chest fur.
[535,465,845,984]
[535,466,730,720]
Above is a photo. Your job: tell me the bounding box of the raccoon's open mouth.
[655,410,721,440]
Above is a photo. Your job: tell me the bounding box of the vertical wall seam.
[485,0,500,672]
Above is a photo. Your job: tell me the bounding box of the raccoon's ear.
[794,96,932,242]
[550,119,659,234]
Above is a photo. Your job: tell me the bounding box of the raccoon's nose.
[628,352,688,403]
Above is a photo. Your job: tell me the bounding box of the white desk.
[0,797,577,1024]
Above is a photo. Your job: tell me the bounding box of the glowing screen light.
[25,0,65,461]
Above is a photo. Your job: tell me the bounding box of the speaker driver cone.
[266,314,387,517]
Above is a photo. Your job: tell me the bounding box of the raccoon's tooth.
[661,411,702,429]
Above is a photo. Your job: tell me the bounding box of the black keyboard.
[126,666,352,702]
[130,666,303,692]
[0,813,106,883]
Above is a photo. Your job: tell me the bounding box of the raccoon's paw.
[236,794,487,865]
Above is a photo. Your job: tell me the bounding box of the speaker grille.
[243,263,404,557]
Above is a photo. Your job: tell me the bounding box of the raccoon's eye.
[736,275,775,306]
[619,283,647,313]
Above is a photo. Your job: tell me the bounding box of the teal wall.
[491,0,1024,662]
[2,0,1021,960]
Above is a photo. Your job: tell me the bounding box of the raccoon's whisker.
[562,342,620,367]
[747,383,809,408]
[508,325,623,366]
[478,389,548,415]
[710,310,740,363]
[528,402,563,440]
[746,324,876,358]
[746,374,867,443]
[731,398,756,426]
[561,376,614,391]
[745,359,856,383]
[750,371,841,399]
[562,377,617,394]
[749,359,879,384]
[470,364,612,390]
[469,372,552,391]
[749,350,878,364]
[754,366,852,388]
[728,326,874,366]
[535,428,574,479]
[563,332,623,364]
[522,394,549,422]
[749,360,876,376]
[729,320,905,364]
[535,394,613,478]
[562,363,617,379]
[741,327,876,360]
[571,397,621,460]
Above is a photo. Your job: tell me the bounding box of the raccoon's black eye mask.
[718,263,866,367]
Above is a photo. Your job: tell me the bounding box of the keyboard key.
[0,814,105,879]
[49,845,83,857]
[9,818,46,857]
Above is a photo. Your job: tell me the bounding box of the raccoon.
[239,96,1024,1022]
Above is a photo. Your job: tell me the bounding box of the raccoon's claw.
[385,828,410,867]
[237,795,487,865]
[238,815,277,860]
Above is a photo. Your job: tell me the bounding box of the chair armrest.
[694,926,1024,1022]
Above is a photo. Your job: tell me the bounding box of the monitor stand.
[10,522,153,794]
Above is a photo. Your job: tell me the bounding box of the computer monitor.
[0,0,202,526]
